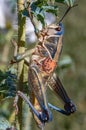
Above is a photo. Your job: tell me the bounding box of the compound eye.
[55,26,61,31]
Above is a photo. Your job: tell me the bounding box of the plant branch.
[17,0,26,130]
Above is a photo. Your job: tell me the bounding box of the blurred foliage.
[55,0,75,7]
[30,3,58,26]
[0,117,11,130]
[23,0,75,27]
[0,0,86,130]
[0,70,16,99]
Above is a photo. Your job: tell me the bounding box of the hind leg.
[48,73,76,115]
[28,65,52,123]
[13,90,51,129]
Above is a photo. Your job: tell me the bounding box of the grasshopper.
[11,5,76,130]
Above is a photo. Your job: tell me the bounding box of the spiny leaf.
[55,0,75,7]
[42,5,58,16]
[64,0,75,7]
[37,12,45,26]
[0,69,28,100]
[0,70,17,98]
[30,3,45,26]
[30,2,58,26]
[0,117,11,129]
[33,0,48,7]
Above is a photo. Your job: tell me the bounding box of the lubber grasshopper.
[11,3,77,130]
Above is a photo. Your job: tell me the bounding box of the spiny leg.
[13,91,43,122]
[48,73,76,115]
[29,91,45,129]
[13,91,46,129]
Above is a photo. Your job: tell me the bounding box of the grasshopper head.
[47,23,64,36]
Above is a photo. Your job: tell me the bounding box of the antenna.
[58,4,78,24]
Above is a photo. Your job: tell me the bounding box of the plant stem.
[17,0,26,130]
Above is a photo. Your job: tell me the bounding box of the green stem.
[17,0,26,130]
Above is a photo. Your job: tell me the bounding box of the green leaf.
[30,2,45,26]
[64,0,75,7]
[0,117,11,130]
[31,2,59,25]
[0,70,17,99]
[42,5,58,16]
[34,0,48,7]
[55,0,75,7]
[22,9,29,17]
[36,10,45,26]
[55,0,65,3]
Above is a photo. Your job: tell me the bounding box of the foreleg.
[10,39,34,65]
